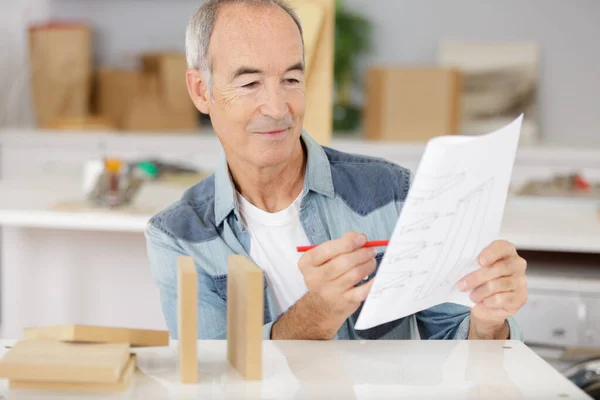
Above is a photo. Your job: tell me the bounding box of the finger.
[344,278,375,304]
[478,240,517,267]
[459,261,512,291]
[308,232,367,266]
[323,247,376,281]
[333,257,377,292]
[482,292,518,309]
[470,276,517,303]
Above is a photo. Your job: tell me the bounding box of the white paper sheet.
[354,115,523,330]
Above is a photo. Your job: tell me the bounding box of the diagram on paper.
[414,178,495,300]
[354,114,522,331]
[408,172,466,205]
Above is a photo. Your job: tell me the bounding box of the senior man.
[145,0,527,341]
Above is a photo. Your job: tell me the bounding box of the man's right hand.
[271,232,377,339]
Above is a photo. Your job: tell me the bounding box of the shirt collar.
[214,129,334,226]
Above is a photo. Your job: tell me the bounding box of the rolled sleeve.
[416,302,524,341]
[263,320,276,340]
[448,314,523,341]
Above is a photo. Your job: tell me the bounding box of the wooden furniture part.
[177,256,198,384]
[227,255,264,381]
[23,325,169,348]
[288,0,334,146]
[0,339,130,383]
[9,355,136,392]
[365,67,462,142]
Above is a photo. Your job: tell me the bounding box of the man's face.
[205,3,306,168]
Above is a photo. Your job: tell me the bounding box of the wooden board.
[178,256,198,383]
[23,325,169,348]
[290,0,324,78]
[9,355,136,392]
[288,0,335,146]
[0,339,130,383]
[227,255,264,381]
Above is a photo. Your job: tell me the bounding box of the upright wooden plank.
[23,325,169,347]
[289,0,335,146]
[9,355,137,392]
[0,339,130,383]
[178,256,198,384]
[290,1,324,77]
[227,255,264,381]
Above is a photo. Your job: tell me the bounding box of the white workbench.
[0,339,592,399]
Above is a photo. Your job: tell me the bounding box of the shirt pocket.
[211,274,269,301]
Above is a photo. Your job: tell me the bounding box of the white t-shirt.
[236,191,310,315]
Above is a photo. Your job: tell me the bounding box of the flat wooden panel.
[23,325,169,348]
[227,255,264,381]
[0,339,129,383]
[9,355,136,392]
[177,256,198,384]
[289,0,334,146]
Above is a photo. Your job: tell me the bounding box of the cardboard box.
[364,67,462,142]
[96,69,143,129]
[28,23,92,128]
[139,53,198,131]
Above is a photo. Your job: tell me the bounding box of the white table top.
[0,177,598,253]
[0,339,591,399]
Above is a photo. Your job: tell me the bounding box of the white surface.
[357,118,522,329]
[0,227,167,338]
[0,176,183,232]
[0,339,591,399]
[0,177,598,253]
[499,196,600,253]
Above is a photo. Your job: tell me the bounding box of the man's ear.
[186,69,211,114]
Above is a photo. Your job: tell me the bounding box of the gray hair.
[185,0,304,91]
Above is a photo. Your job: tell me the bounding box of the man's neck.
[228,142,306,213]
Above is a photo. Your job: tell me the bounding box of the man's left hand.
[458,240,528,338]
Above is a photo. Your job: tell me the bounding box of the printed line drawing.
[397,212,455,235]
[370,269,429,300]
[408,172,467,205]
[414,178,495,300]
[384,241,443,264]
[369,242,442,300]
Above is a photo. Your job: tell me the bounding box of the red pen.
[297,240,389,253]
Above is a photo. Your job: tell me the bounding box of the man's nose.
[259,83,288,120]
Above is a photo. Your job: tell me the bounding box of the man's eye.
[242,81,259,89]
[285,78,300,84]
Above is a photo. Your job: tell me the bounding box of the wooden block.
[288,0,334,146]
[364,67,462,142]
[9,355,136,392]
[178,256,198,384]
[0,339,130,383]
[227,255,264,381]
[23,325,169,348]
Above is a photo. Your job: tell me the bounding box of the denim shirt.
[145,130,522,341]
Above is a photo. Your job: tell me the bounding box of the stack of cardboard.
[97,53,198,132]
[27,22,198,132]
[0,325,169,392]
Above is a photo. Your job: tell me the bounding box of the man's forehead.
[208,3,304,74]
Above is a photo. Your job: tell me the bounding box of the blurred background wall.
[2,0,594,145]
